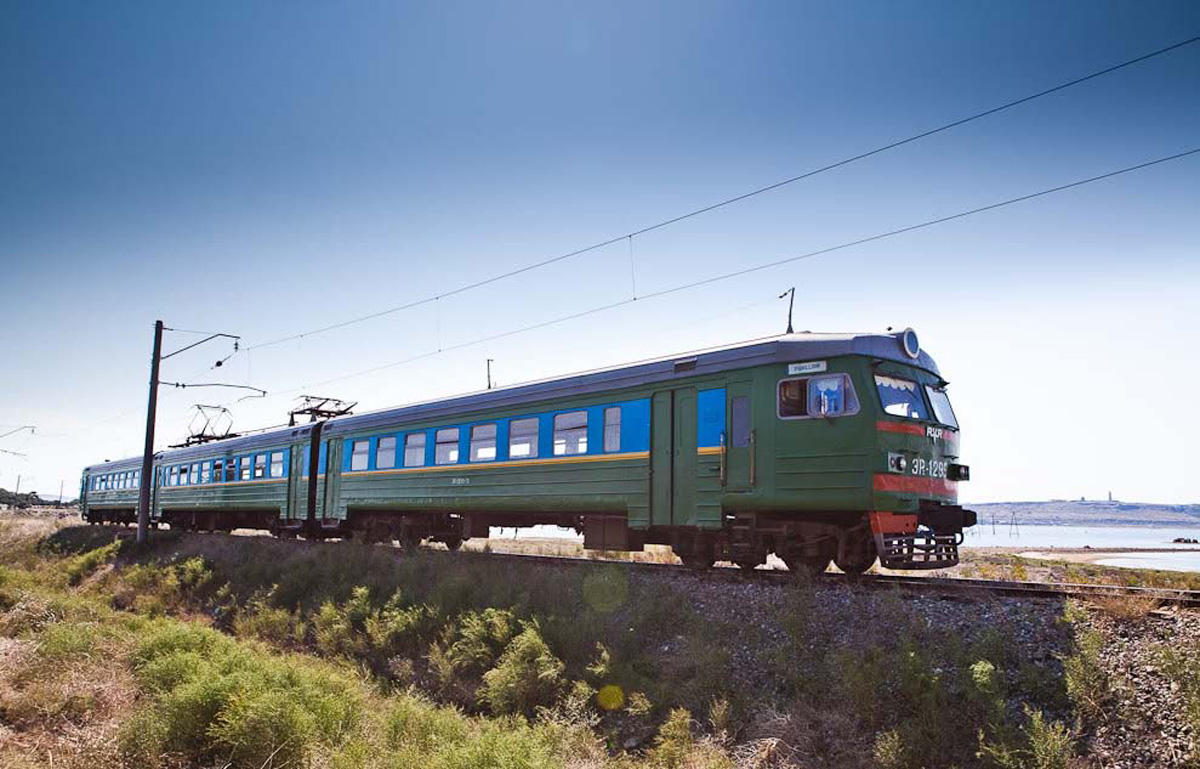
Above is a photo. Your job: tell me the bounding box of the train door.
[322,439,342,521]
[650,386,698,527]
[725,381,754,491]
[285,443,306,522]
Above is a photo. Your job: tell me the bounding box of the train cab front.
[869,330,976,569]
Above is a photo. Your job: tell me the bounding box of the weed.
[478,620,565,716]
[64,540,122,585]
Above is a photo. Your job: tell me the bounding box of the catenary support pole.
[136,320,164,545]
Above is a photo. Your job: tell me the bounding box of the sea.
[963,524,1200,572]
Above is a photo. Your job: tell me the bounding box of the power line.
[240,34,1200,353]
[254,145,1198,397]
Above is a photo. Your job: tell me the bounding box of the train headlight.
[887,452,907,473]
[948,464,970,481]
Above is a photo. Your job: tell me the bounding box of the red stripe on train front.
[873,473,958,497]
[876,420,959,446]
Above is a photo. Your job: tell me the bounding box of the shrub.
[478,621,565,716]
[120,620,362,767]
[65,540,122,585]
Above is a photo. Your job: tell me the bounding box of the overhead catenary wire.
[238,34,1200,353]
[252,145,1199,398]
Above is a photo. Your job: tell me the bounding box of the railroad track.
[447,546,1200,607]
[102,525,1200,608]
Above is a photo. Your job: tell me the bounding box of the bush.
[65,540,122,585]
[120,620,362,767]
[478,621,565,716]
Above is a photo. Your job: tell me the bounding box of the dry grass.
[1086,594,1161,621]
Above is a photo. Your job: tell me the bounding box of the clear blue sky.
[1,1,1197,503]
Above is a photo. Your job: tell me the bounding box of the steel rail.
[442,546,1200,607]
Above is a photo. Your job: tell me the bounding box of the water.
[963,524,1200,572]
[963,524,1200,550]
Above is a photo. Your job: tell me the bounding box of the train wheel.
[783,553,831,577]
[397,530,422,554]
[735,558,761,572]
[835,529,876,575]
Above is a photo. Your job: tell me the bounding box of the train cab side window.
[808,375,858,417]
[470,424,497,462]
[778,379,808,418]
[603,407,621,452]
[435,428,460,465]
[553,411,588,456]
[350,440,370,471]
[271,451,285,477]
[253,455,267,478]
[508,418,538,459]
[875,375,927,420]
[404,433,426,467]
[376,437,396,470]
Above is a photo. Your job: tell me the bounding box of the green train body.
[80,331,974,572]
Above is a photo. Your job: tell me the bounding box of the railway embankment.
[1,518,1198,768]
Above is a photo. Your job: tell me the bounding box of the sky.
[1,1,1198,504]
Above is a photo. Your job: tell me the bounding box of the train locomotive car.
[80,330,975,573]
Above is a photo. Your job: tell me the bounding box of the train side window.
[376,437,396,470]
[603,407,621,452]
[270,451,285,477]
[240,457,251,481]
[508,418,538,459]
[200,463,211,484]
[553,411,588,456]
[470,424,497,461]
[254,454,267,478]
[192,463,201,484]
[404,433,426,467]
[225,458,237,482]
[731,397,751,447]
[168,466,178,486]
[778,378,808,418]
[435,428,459,465]
[182,465,192,485]
[212,461,223,483]
[808,375,859,417]
[350,440,370,471]
[133,470,139,488]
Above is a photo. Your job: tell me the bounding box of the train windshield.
[874,375,928,420]
[924,385,958,428]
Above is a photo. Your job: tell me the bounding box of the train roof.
[85,330,939,471]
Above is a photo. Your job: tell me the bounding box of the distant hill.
[0,488,73,508]
[966,500,1200,527]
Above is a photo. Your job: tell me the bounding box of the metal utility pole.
[14,475,20,495]
[58,480,64,505]
[779,287,795,334]
[135,321,248,545]
[486,359,494,390]
[136,320,164,545]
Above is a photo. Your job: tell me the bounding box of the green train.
[80,330,974,573]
